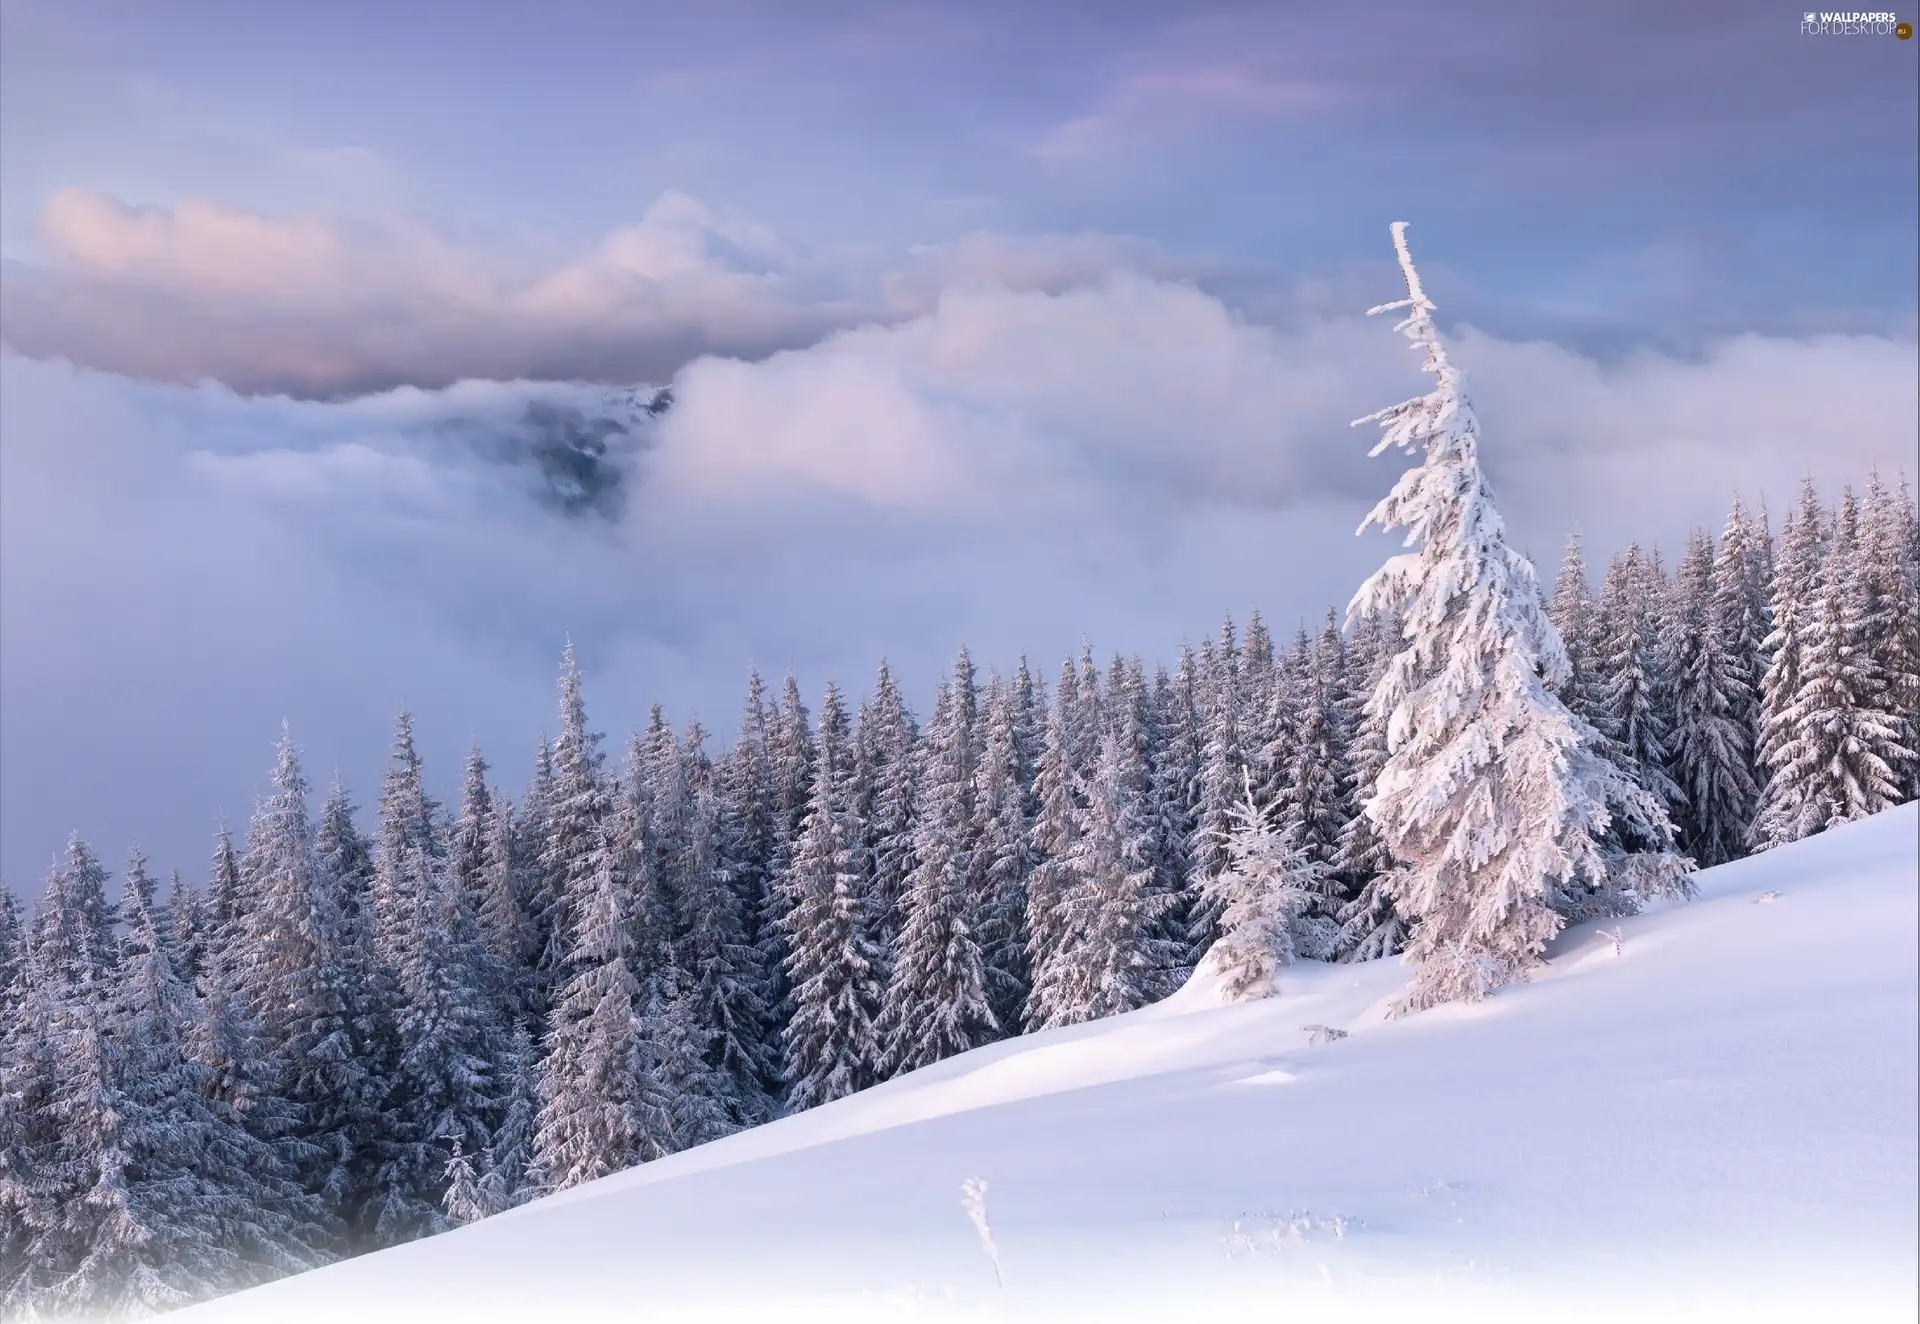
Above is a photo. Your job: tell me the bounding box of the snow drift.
[175,803,1919,1323]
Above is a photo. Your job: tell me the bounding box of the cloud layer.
[4,266,1913,887]
[1,189,1237,397]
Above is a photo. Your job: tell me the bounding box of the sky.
[2,0,1916,892]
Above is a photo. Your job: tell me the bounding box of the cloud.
[1034,61,1352,161]
[0,189,886,397]
[0,189,1247,399]
[2,271,1913,890]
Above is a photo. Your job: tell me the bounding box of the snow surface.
[177,804,1919,1323]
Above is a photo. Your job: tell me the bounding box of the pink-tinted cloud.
[0,189,1223,397]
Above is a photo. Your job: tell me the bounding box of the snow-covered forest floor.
[177,802,1919,1324]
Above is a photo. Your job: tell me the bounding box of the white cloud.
[1033,61,1352,162]
[1,190,1225,398]
[2,273,1914,889]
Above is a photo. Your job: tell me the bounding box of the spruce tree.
[475,789,534,1031]
[537,647,615,1000]
[677,781,777,1126]
[203,823,245,986]
[1270,620,1354,922]
[478,1025,540,1212]
[716,669,783,1091]
[0,934,64,1312]
[1024,672,1085,1031]
[855,660,919,963]
[61,866,324,1315]
[1202,772,1329,999]
[531,831,644,1193]
[1547,534,1606,729]
[883,652,998,1073]
[1148,648,1203,973]
[1711,496,1773,821]
[1349,223,1686,1013]
[974,672,1036,1032]
[237,728,383,1245]
[448,744,492,925]
[388,810,504,1238]
[1333,608,1405,961]
[516,736,560,1023]
[0,889,24,1016]
[780,681,886,1109]
[31,835,118,989]
[1187,623,1248,952]
[3,844,119,1315]
[635,706,692,979]
[1595,544,1685,815]
[163,870,206,991]
[1753,481,1828,846]
[1029,730,1177,1027]
[758,674,815,1038]
[1669,529,1758,866]
[1859,471,1920,799]
[1755,514,1910,842]
[441,1140,487,1228]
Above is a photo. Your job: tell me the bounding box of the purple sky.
[2,0,1916,892]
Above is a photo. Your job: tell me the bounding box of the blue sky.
[2,0,1915,889]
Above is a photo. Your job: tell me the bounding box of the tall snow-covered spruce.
[1349,222,1688,1014]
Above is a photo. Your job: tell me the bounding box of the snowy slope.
[178,804,1919,1324]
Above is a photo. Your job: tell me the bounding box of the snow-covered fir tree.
[1201,772,1329,999]
[1028,727,1177,1027]
[855,660,920,965]
[1667,529,1759,866]
[1267,618,1354,939]
[1349,222,1687,1013]
[1023,666,1085,1031]
[0,889,24,1015]
[1331,608,1405,962]
[515,736,560,1024]
[1547,534,1607,730]
[477,1025,540,1214]
[441,1140,486,1228]
[716,669,783,1087]
[1148,650,1203,974]
[235,729,385,1247]
[675,779,777,1127]
[1710,497,1773,820]
[1752,480,1828,846]
[449,745,492,929]
[203,822,245,980]
[530,802,644,1194]
[475,788,534,1031]
[536,647,615,999]
[1595,543,1685,818]
[1186,621,1248,952]
[757,674,815,1040]
[973,670,1036,1031]
[1754,500,1910,843]
[630,706,690,979]
[883,651,998,1073]
[1857,471,1920,799]
[387,780,507,1240]
[160,870,206,990]
[779,682,885,1108]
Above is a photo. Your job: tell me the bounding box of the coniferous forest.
[5,467,1913,1318]
[4,233,1916,1320]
